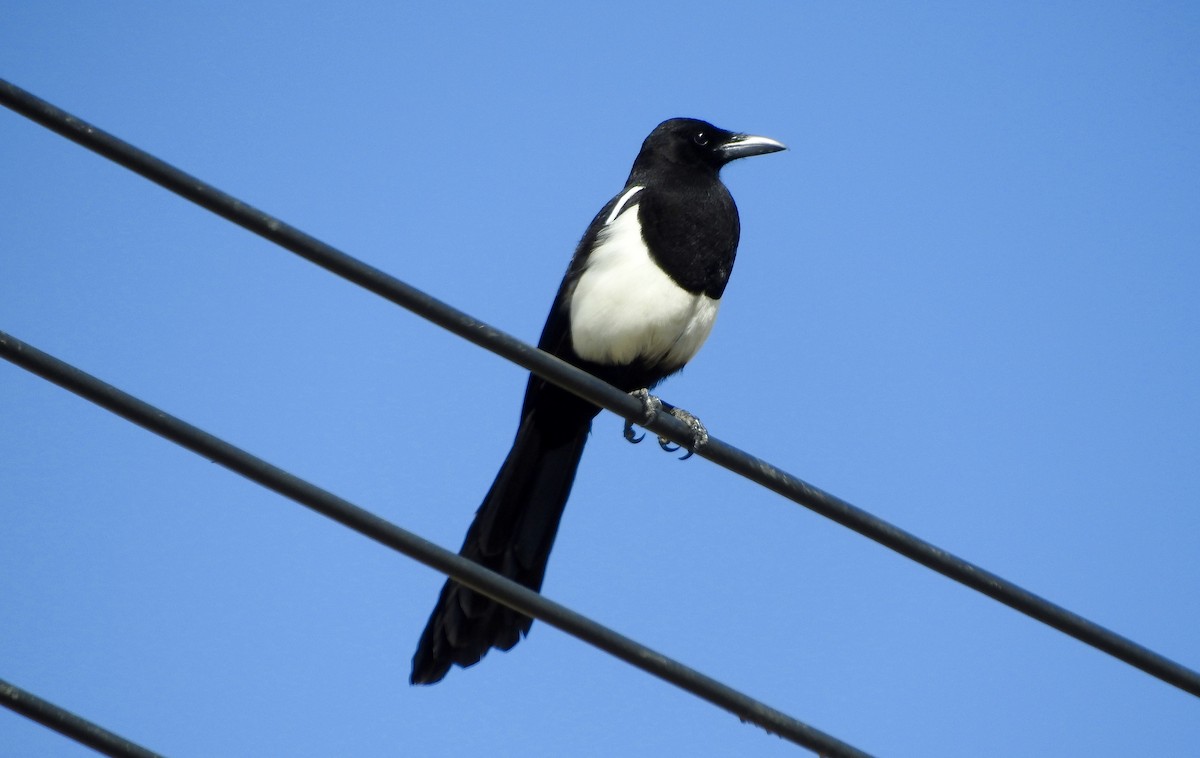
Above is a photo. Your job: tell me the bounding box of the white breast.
[569,191,720,369]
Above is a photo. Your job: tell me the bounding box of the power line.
[1,76,1195,699]
[0,330,872,758]
[0,676,165,758]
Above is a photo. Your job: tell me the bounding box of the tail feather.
[410,410,590,685]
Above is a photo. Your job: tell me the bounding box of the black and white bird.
[411,118,785,684]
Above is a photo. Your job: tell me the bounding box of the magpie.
[411,118,785,684]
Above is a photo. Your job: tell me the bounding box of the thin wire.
[0,330,871,758]
[0,676,165,758]
[2,78,1198,699]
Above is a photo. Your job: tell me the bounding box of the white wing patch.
[605,185,645,225]
[570,198,720,369]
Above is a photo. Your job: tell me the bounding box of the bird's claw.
[630,388,664,423]
[665,406,709,460]
[624,389,662,445]
[623,419,645,444]
[623,390,708,460]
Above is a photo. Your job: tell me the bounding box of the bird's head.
[634,118,786,175]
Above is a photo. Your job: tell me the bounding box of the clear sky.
[2,3,1198,756]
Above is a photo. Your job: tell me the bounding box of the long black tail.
[410,406,591,684]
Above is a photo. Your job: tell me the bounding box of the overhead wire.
[0,676,165,758]
[0,329,870,758]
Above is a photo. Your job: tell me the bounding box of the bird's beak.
[719,134,787,161]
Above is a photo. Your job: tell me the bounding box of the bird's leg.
[624,388,663,444]
[657,401,709,460]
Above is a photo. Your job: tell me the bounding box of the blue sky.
[2,3,1198,756]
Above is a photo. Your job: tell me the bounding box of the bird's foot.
[659,404,709,460]
[624,389,663,444]
[623,390,707,460]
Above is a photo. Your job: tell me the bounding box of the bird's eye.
[693,132,709,146]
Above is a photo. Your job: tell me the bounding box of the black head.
[631,118,786,176]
